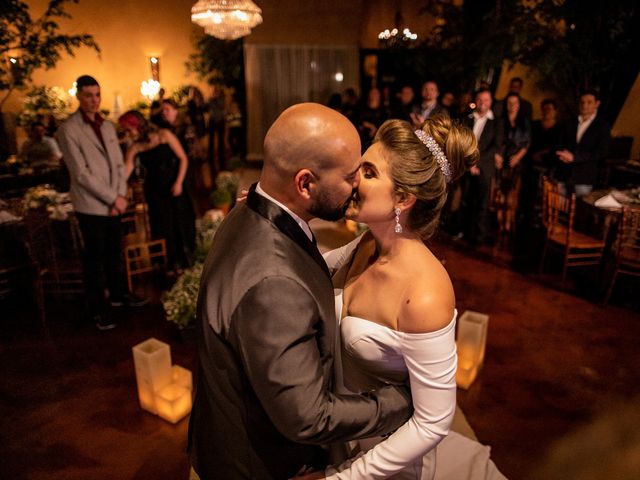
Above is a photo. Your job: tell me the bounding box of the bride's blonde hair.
[373,115,478,240]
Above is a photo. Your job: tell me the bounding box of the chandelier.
[378,6,417,48]
[191,0,263,40]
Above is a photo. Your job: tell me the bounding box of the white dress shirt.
[255,182,314,242]
[576,112,597,143]
[472,110,494,141]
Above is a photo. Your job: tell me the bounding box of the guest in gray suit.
[57,75,146,330]
[188,103,412,480]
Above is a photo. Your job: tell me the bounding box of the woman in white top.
[300,115,483,479]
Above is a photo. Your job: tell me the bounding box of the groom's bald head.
[262,103,360,182]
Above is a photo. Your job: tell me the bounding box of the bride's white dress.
[323,237,507,480]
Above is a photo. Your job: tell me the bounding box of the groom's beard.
[309,187,354,222]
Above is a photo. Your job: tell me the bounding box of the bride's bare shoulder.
[397,246,455,334]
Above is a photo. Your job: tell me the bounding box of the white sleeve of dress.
[325,320,458,479]
[322,234,364,274]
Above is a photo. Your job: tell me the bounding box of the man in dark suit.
[410,80,448,127]
[390,84,415,122]
[554,90,611,197]
[188,103,412,480]
[461,88,503,244]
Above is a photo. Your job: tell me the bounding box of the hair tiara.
[414,129,452,182]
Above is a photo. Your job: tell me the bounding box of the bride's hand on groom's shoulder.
[236,188,249,204]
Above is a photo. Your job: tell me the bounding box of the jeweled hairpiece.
[414,129,452,182]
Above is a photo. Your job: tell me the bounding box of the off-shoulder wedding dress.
[323,237,507,480]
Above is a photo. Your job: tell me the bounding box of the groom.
[188,103,412,479]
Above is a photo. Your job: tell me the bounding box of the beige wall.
[613,73,640,161]
[6,0,206,116]
[494,63,555,120]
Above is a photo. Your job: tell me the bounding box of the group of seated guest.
[331,76,612,249]
[18,121,63,169]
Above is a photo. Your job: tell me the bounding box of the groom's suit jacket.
[188,185,411,480]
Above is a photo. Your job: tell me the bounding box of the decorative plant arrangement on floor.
[162,209,224,331]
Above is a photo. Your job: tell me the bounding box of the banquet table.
[580,188,640,254]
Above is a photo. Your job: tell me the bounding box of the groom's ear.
[294,169,316,200]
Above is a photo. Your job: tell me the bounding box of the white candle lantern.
[171,365,193,391]
[155,384,193,424]
[132,338,172,414]
[456,311,489,390]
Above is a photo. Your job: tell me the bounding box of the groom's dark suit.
[189,185,411,480]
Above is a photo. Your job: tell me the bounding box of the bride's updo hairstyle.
[373,114,478,240]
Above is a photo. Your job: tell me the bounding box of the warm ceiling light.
[191,0,263,40]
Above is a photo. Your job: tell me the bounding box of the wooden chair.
[120,202,167,291]
[539,181,605,284]
[22,208,84,326]
[491,172,521,248]
[604,207,640,304]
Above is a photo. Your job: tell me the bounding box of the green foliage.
[186,36,244,88]
[17,85,71,126]
[210,188,232,207]
[214,170,240,197]
[162,262,204,330]
[420,0,637,111]
[0,0,100,110]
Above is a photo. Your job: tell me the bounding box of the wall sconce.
[149,56,160,81]
[68,81,77,97]
[132,337,193,423]
[456,310,489,390]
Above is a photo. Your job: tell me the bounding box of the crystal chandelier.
[191,0,263,40]
[378,6,417,47]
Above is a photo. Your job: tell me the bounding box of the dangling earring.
[394,207,403,234]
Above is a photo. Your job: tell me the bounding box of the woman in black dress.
[119,110,195,273]
[495,93,531,236]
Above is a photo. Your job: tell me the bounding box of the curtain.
[244,44,359,160]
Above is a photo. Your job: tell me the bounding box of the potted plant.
[210,188,232,215]
[162,262,204,333]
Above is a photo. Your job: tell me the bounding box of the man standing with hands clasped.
[188,103,412,480]
[58,75,147,331]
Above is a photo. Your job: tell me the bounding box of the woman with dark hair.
[495,92,531,236]
[119,110,195,272]
[298,116,504,479]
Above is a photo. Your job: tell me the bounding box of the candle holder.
[171,365,193,391]
[132,338,172,414]
[155,384,192,424]
[456,311,489,390]
[132,338,193,423]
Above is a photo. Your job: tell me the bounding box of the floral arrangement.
[163,210,224,329]
[161,262,204,330]
[17,86,71,127]
[22,185,72,219]
[195,209,225,262]
[215,170,240,198]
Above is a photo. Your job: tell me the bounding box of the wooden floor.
[2,168,639,479]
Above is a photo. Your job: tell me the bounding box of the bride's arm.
[324,321,457,479]
[322,232,366,274]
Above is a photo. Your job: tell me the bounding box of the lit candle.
[132,338,173,414]
[455,311,489,389]
[155,384,193,424]
[171,365,193,391]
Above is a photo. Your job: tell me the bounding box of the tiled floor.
[2,167,639,479]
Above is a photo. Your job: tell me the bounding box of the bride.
[303,115,505,479]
